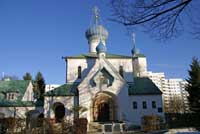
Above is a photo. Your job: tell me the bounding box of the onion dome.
[96,41,107,54]
[85,25,108,41]
[132,48,140,56]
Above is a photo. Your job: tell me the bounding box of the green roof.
[0,80,30,100]
[128,77,162,95]
[0,100,34,107]
[0,80,34,107]
[65,53,132,59]
[44,83,79,96]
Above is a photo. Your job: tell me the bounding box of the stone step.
[88,122,102,133]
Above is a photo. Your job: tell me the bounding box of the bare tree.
[109,0,200,40]
[1,75,19,81]
[167,95,185,113]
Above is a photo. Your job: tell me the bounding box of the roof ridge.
[65,52,133,59]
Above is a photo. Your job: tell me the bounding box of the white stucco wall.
[44,96,74,121]
[66,58,96,83]
[66,58,134,83]
[127,95,164,126]
[0,106,35,118]
[107,59,133,82]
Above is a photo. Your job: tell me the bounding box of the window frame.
[142,101,147,109]
[78,66,82,79]
[119,66,124,77]
[152,101,156,109]
[133,101,137,109]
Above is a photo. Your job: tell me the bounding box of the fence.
[0,118,75,134]
[165,113,200,128]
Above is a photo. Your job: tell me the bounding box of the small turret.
[131,33,147,77]
[96,41,107,58]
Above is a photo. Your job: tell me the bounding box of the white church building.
[44,7,164,126]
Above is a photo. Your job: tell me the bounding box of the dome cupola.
[85,6,109,53]
[85,25,108,43]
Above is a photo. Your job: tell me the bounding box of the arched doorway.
[92,92,117,122]
[97,102,110,122]
[53,102,65,122]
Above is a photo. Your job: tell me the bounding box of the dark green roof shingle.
[128,77,162,95]
[0,80,33,107]
[44,83,79,96]
[0,80,30,100]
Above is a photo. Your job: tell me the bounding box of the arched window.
[119,66,123,77]
[78,66,82,79]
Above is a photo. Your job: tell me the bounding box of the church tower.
[85,7,108,53]
[131,33,147,77]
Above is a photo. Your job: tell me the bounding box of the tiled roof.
[0,80,30,100]
[128,77,162,95]
[44,83,79,96]
[0,80,34,107]
[65,53,132,59]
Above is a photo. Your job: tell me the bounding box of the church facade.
[44,7,164,126]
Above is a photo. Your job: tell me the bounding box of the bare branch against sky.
[109,0,200,41]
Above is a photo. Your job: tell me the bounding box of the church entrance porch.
[91,91,117,122]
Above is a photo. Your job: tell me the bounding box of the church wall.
[0,106,35,118]
[44,96,74,121]
[127,95,164,126]
[107,59,133,82]
[66,59,96,83]
[115,84,131,122]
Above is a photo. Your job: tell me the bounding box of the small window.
[11,94,14,100]
[142,101,147,109]
[152,101,156,109]
[119,66,123,77]
[78,66,82,79]
[133,101,137,109]
[6,93,17,101]
[158,107,163,113]
[8,94,12,100]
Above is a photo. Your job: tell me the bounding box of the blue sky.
[0,0,199,84]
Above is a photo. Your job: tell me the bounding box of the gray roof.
[128,77,162,95]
